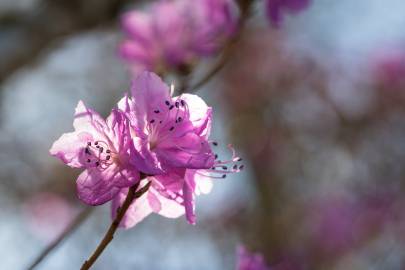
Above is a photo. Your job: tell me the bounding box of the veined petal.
[76,165,138,206]
[73,100,107,139]
[178,94,212,138]
[50,131,92,168]
[130,71,171,127]
[156,132,215,169]
[149,187,185,218]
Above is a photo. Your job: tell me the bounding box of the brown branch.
[80,180,151,270]
[27,207,94,270]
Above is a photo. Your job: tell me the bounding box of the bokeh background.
[1,0,405,269]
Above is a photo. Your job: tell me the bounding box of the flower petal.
[183,181,196,225]
[76,165,138,206]
[178,94,212,138]
[131,71,171,128]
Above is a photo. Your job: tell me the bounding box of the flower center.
[146,98,188,150]
[83,140,115,170]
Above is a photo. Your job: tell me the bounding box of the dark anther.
[159,120,163,124]
[87,159,91,163]
[239,165,244,170]
[180,100,185,106]
[222,166,228,170]
[169,105,174,110]
[233,164,238,170]
[95,161,100,167]
[212,142,218,146]
[177,117,182,122]
[175,102,179,108]
[222,174,227,179]
[94,142,98,145]
[212,167,216,170]
[87,142,91,146]
[106,156,111,160]
[106,150,111,154]
[150,119,155,124]
[154,110,160,113]
[96,145,100,148]
[237,158,243,161]
[85,148,90,155]
[165,100,170,106]
[99,147,104,153]
[214,154,218,159]
[169,126,175,131]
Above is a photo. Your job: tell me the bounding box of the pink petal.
[76,165,139,206]
[73,101,107,138]
[130,71,171,127]
[49,131,91,168]
[178,94,212,138]
[156,132,215,169]
[149,187,185,218]
[121,11,154,45]
[183,182,196,225]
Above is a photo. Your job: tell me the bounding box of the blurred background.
[1,0,405,269]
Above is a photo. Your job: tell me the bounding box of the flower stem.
[80,180,151,270]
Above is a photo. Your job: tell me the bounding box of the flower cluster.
[50,71,242,228]
[120,0,238,74]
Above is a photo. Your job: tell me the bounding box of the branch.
[80,180,151,270]
[27,207,94,270]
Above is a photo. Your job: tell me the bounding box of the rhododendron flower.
[266,0,310,27]
[237,246,271,270]
[120,0,238,74]
[112,71,243,227]
[121,71,215,174]
[50,101,139,205]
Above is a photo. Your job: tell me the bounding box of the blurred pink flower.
[50,101,140,206]
[120,0,238,74]
[266,0,310,27]
[237,245,271,270]
[23,192,76,242]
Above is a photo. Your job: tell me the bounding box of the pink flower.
[50,101,140,205]
[112,71,243,227]
[237,246,271,270]
[266,0,310,27]
[120,0,238,74]
[112,145,243,228]
[120,71,215,174]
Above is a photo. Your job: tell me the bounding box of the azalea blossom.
[120,0,238,74]
[50,102,140,205]
[237,246,271,270]
[266,0,310,27]
[112,71,243,227]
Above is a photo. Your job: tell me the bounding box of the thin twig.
[27,207,94,270]
[80,180,151,270]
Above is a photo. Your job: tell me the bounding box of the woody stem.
[80,179,151,270]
